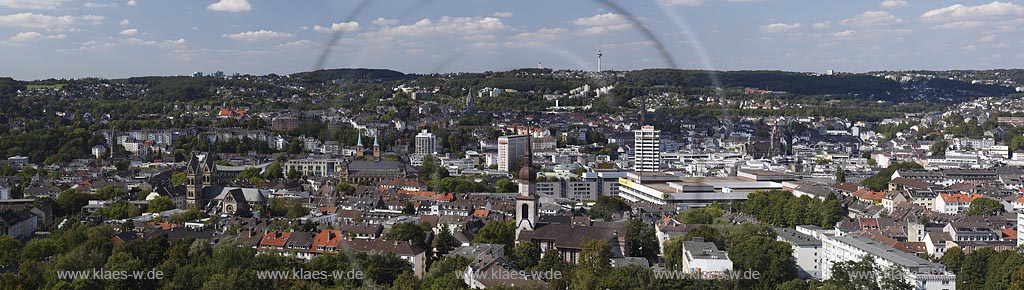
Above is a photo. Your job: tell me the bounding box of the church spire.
[515,136,538,239]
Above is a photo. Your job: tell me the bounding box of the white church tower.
[515,136,538,239]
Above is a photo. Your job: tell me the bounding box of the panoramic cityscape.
[2,0,1024,290]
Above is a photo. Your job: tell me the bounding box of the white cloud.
[660,0,704,7]
[504,41,546,48]
[921,1,1024,21]
[58,40,116,53]
[206,0,251,12]
[759,22,802,33]
[84,2,117,8]
[465,42,497,49]
[223,30,293,41]
[962,44,977,51]
[493,12,513,18]
[574,13,630,27]
[0,13,104,31]
[378,16,505,36]
[119,28,138,36]
[6,31,64,43]
[1017,52,1024,59]
[512,28,569,40]
[830,30,857,38]
[0,0,72,9]
[930,20,984,29]
[372,18,398,26]
[120,37,186,48]
[812,21,831,29]
[573,13,632,35]
[162,38,186,47]
[840,10,903,26]
[979,34,997,42]
[881,0,908,8]
[277,39,317,49]
[464,34,496,41]
[313,21,360,33]
[126,0,136,5]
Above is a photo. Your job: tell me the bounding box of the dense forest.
[291,69,412,84]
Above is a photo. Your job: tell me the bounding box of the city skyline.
[0,0,1021,80]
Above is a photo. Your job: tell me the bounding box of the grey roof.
[681,238,729,260]
[775,227,822,246]
[348,161,404,172]
[826,234,946,273]
[205,187,268,203]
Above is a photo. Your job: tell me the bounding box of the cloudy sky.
[0,0,1022,80]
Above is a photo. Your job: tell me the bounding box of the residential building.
[822,234,956,290]
[498,135,530,172]
[634,125,661,172]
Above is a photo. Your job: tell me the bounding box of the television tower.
[596,50,603,72]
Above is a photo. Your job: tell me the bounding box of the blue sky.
[0,0,1022,80]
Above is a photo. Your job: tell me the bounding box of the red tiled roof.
[1003,228,1018,240]
[260,231,292,247]
[311,230,342,253]
[940,193,982,203]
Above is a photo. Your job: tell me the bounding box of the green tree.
[170,171,187,186]
[940,246,964,273]
[286,168,301,180]
[0,236,20,267]
[930,140,949,156]
[835,166,846,183]
[264,161,283,180]
[679,203,724,224]
[147,196,176,212]
[473,220,515,251]
[727,223,797,289]
[589,196,630,221]
[56,189,90,215]
[683,225,725,249]
[494,178,517,193]
[96,201,141,219]
[402,202,417,214]
[334,182,355,195]
[513,242,541,270]
[965,197,1005,216]
[285,202,308,218]
[860,161,922,191]
[385,222,430,250]
[235,167,264,183]
[96,186,128,200]
[625,219,659,261]
[114,160,130,171]
[536,250,570,290]
[434,224,456,258]
[572,238,612,290]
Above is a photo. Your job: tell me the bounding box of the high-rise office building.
[498,135,530,172]
[634,125,661,172]
[415,129,437,156]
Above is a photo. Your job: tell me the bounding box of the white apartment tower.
[634,125,661,172]
[498,135,530,172]
[415,129,437,156]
